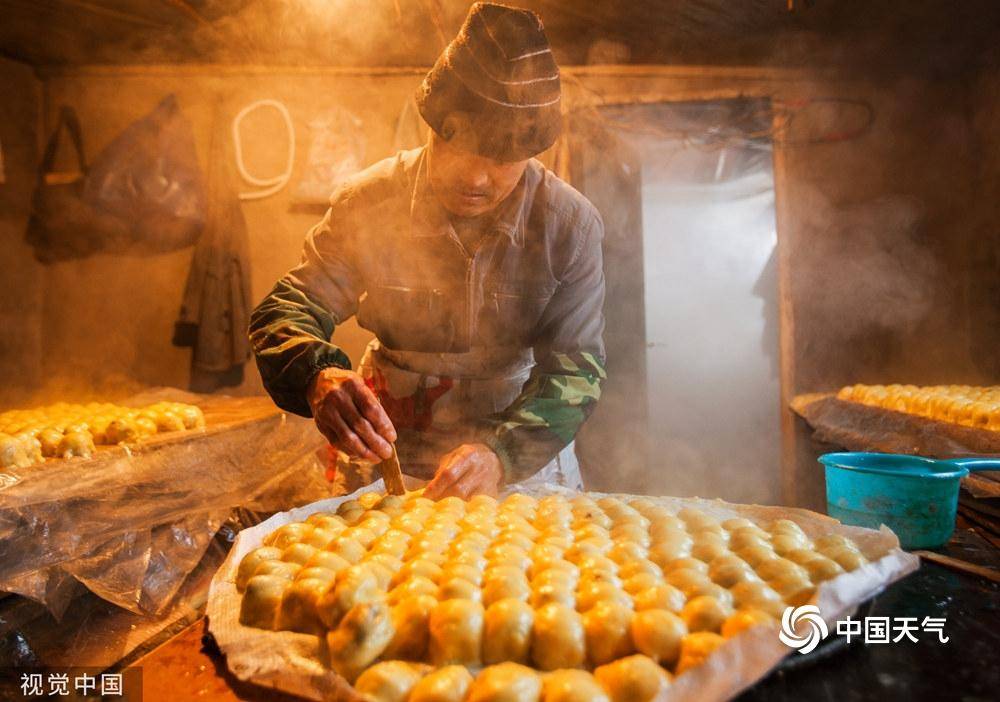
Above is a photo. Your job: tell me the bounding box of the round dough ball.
[584,600,635,666]
[736,544,779,568]
[327,537,366,564]
[532,561,580,586]
[575,555,618,577]
[442,562,484,586]
[450,549,488,571]
[388,576,440,605]
[721,608,775,639]
[282,543,320,566]
[252,560,300,581]
[239,575,287,629]
[429,599,485,666]
[326,600,395,682]
[375,494,406,511]
[410,665,474,702]
[767,573,815,606]
[633,584,686,613]
[680,595,732,633]
[467,663,543,702]
[721,518,756,532]
[541,670,609,702]
[803,556,845,582]
[440,577,482,602]
[495,532,537,552]
[623,573,662,596]
[371,532,411,559]
[337,499,363,515]
[729,581,784,609]
[618,559,661,580]
[306,550,351,574]
[565,542,605,565]
[631,609,687,667]
[277,578,330,634]
[690,539,729,564]
[649,517,686,538]
[784,548,824,565]
[531,603,586,671]
[593,654,670,702]
[665,568,711,593]
[678,508,719,531]
[769,519,807,539]
[729,530,771,551]
[708,556,758,588]
[661,557,708,574]
[302,528,340,549]
[483,570,531,607]
[814,534,855,552]
[826,546,868,572]
[608,541,659,571]
[487,544,532,572]
[684,582,734,608]
[577,569,622,591]
[771,533,811,555]
[610,524,650,548]
[483,598,535,664]
[264,522,314,549]
[531,582,576,609]
[755,558,807,582]
[394,558,444,585]
[355,661,430,702]
[675,632,725,675]
[384,594,438,660]
[575,580,632,613]
[318,565,380,628]
[295,567,337,584]
[236,547,283,591]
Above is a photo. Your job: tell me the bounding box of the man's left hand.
[424,443,504,499]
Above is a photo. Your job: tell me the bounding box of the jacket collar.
[409,147,528,247]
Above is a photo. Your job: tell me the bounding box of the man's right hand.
[307,368,397,463]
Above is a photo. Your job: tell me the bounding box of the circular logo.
[779,605,829,654]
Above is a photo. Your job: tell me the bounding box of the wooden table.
[132,618,307,702]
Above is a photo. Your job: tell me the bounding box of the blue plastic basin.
[818,452,1000,549]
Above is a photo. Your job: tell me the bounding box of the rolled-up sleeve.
[481,208,607,482]
[248,199,363,417]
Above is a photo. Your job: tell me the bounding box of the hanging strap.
[39,106,87,179]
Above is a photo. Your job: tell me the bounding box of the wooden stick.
[913,550,1000,584]
[379,445,406,496]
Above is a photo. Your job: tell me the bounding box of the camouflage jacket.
[249,147,606,483]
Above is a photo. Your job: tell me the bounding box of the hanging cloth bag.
[25,106,131,262]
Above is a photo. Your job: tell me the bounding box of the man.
[250,2,606,499]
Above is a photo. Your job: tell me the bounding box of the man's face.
[427,131,529,218]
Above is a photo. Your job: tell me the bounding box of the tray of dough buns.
[0,391,286,471]
[792,384,1000,497]
[0,388,330,615]
[207,483,918,702]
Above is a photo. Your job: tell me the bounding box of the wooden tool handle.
[379,445,406,496]
[913,550,1000,584]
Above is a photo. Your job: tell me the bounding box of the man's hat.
[416,2,561,162]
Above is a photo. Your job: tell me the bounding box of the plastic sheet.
[207,482,919,702]
[0,389,333,616]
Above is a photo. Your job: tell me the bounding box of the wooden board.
[791,393,1000,497]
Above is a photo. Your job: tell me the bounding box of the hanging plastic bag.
[84,94,206,254]
[292,105,365,204]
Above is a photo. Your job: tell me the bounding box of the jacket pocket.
[480,283,554,346]
[359,283,465,352]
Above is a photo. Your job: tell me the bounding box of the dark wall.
[0,57,42,405]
